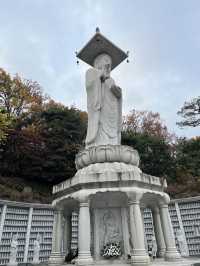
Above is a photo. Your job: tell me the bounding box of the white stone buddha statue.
[76,28,128,149]
[85,53,122,147]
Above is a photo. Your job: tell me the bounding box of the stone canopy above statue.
[76,28,128,70]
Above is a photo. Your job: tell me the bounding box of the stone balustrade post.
[159,197,181,261]
[77,200,93,265]
[128,193,150,266]
[49,208,65,265]
[152,206,166,258]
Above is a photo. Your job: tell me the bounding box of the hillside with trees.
[0,68,199,203]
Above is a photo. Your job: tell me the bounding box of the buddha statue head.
[93,53,112,77]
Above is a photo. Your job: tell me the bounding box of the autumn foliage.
[0,68,199,202]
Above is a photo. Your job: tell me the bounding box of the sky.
[0,0,199,138]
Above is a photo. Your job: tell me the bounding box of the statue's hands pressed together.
[111,85,122,99]
[100,73,106,83]
[100,63,111,83]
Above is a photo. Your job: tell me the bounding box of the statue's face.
[94,54,112,77]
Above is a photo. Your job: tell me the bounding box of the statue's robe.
[85,68,122,147]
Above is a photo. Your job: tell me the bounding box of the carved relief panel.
[94,207,125,259]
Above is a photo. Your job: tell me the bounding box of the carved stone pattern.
[98,208,123,255]
[75,145,140,170]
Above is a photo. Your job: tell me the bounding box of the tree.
[0,105,87,184]
[122,109,176,181]
[38,106,86,183]
[0,111,10,142]
[167,137,200,198]
[177,96,200,127]
[122,131,175,180]
[123,109,173,142]
[0,68,46,118]
[0,124,44,178]
[175,137,200,178]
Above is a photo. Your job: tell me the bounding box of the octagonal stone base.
[52,145,171,266]
[53,160,165,196]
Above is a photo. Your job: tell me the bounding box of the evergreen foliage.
[122,132,175,180]
[177,96,200,127]
[0,105,86,184]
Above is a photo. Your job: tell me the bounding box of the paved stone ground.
[151,258,200,265]
[62,257,200,266]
